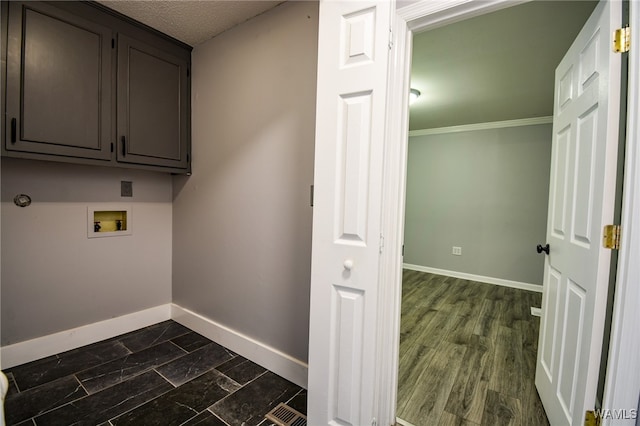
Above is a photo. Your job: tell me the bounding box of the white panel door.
[307,1,393,425]
[535,1,622,425]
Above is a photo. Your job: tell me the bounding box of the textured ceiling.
[97,0,284,46]
[409,1,597,130]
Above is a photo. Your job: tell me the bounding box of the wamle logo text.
[594,409,638,420]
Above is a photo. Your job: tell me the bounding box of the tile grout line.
[152,368,179,388]
[75,374,91,396]
[26,375,89,425]
[208,407,232,425]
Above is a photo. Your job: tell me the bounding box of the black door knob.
[536,244,550,255]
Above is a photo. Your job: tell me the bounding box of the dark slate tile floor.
[2,320,307,425]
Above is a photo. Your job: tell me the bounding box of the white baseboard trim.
[403,264,543,293]
[171,304,308,389]
[0,303,309,390]
[396,417,417,426]
[0,304,172,369]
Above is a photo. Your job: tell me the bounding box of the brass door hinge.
[613,27,630,53]
[603,224,621,250]
[585,410,602,426]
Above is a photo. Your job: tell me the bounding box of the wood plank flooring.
[397,270,549,426]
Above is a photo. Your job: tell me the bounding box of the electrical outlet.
[452,246,462,256]
[121,181,133,197]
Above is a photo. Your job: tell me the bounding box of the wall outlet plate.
[452,246,462,256]
[121,181,133,197]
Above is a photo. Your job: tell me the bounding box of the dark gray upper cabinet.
[1,1,192,174]
[5,1,113,160]
[117,35,189,169]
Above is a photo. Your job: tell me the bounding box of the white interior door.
[535,1,622,424]
[307,1,393,425]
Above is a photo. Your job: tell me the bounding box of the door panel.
[334,285,365,422]
[337,91,373,244]
[128,47,181,159]
[307,1,392,425]
[557,280,586,415]
[540,266,560,378]
[5,1,112,160]
[573,107,598,245]
[117,34,189,169]
[535,1,621,424]
[551,126,571,238]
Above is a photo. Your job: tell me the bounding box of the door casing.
[375,1,640,425]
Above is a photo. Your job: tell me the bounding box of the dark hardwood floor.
[2,320,306,426]
[397,270,549,426]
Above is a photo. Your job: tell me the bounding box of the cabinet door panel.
[6,2,112,159]
[118,35,188,169]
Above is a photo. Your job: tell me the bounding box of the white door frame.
[601,1,640,421]
[377,1,640,424]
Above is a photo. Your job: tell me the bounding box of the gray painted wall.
[404,123,552,285]
[172,1,318,363]
[1,158,173,345]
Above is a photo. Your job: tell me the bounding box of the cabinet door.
[117,35,189,170]
[5,2,113,160]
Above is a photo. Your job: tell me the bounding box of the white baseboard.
[0,304,172,369]
[171,304,308,389]
[403,264,543,293]
[396,418,417,426]
[1,303,309,391]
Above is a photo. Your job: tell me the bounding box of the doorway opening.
[396,2,597,424]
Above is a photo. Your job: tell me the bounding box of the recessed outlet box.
[88,205,132,238]
[452,246,462,256]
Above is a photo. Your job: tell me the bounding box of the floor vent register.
[264,402,307,426]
